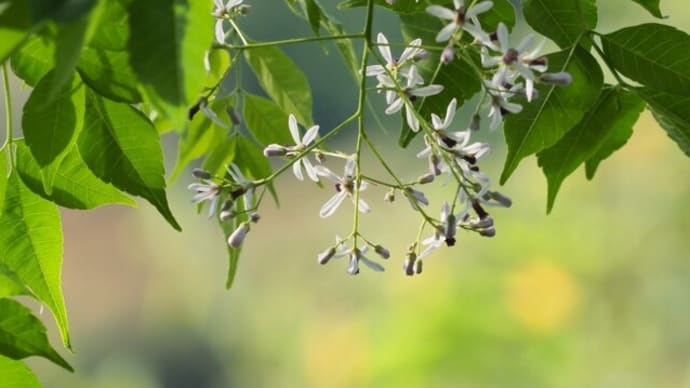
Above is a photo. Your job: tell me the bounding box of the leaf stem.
[221,33,364,50]
[1,64,14,164]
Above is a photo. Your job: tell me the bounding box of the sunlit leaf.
[629,0,663,18]
[80,91,181,230]
[0,355,41,388]
[22,70,85,194]
[0,173,71,348]
[501,47,603,183]
[637,88,690,158]
[128,0,211,129]
[10,33,55,86]
[601,24,690,95]
[0,262,32,299]
[0,0,38,63]
[244,46,314,126]
[538,87,644,212]
[0,299,72,371]
[244,93,293,146]
[523,0,597,48]
[15,141,136,210]
[202,136,237,178]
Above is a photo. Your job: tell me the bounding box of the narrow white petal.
[435,22,457,42]
[360,256,385,272]
[366,65,385,76]
[525,79,534,102]
[377,33,393,64]
[215,20,226,44]
[426,5,455,20]
[385,98,404,115]
[302,125,319,146]
[416,146,432,159]
[467,1,493,18]
[344,158,356,177]
[320,191,347,218]
[302,157,320,182]
[405,104,420,132]
[431,113,444,129]
[313,165,340,182]
[454,0,464,10]
[516,34,536,54]
[497,23,510,52]
[443,98,457,128]
[292,161,304,181]
[357,198,371,214]
[399,38,422,63]
[411,84,444,97]
[288,114,301,144]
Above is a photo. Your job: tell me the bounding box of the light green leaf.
[0,262,32,299]
[235,135,278,205]
[0,355,41,388]
[476,0,516,32]
[80,91,181,230]
[501,47,603,183]
[22,70,85,194]
[398,11,482,147]
[301,0,321,36]
[523,0,597,48]
[0,173,71,348]
[637,88,690,158]
[77,47,142,103]
[0,148,7,214]
[16,141,135,209]
[10,33,55,87]
[629,0,663,18]
[0,0,38,63]
[602,24,690,95]
[243,93,293,146]
[50,15,89,97]
[244,46,314,126]
[171,98,232,181]
[128,0,212,129]
[0,299,72,371]
[202,136,237,178]
[538,87,645,212]
[221,217,242,289]
[337,0,424,14]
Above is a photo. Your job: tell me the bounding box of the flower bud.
[227,222,250,248]
[479,226,496,237]
[414,259,423,275]
[219,209,235,222]
[384,190,395,203]
[403,252,417,276]
[429,154,441,176]
[250,213,261,223]
[263,144,287,157]
[418,172,435,184]
[374,245,390,259]
[192,168,212,180]
[318,247,336,265]
[441,46,455,65]
[414,49,429,61]
[540,72,572,86]
[484,191,512,207]
[347,253,360,275]
[472,216,494,229]
[405,187,429,207]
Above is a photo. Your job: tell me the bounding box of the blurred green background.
[3,0,690,387]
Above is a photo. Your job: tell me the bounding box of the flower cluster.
[212,0,251,44]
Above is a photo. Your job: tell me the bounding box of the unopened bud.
[374,245,390,259]
[403,252,417,276]
[318,247,336,265]
[418,172,435,184]
[441,46,454,65]
[227,222,250,248]
[540,71,572,86]
[315,150,326,164]
[485,191,512,207]
[192,168,212,180]
[414,49,429,61]
[263,144,287,157]
[472,216,494,229]
[406,187,429,207]
[250,213,261,223]
[414,259,423,274]
[479,226,496,237]
[347,253,360,275]
[429,154,441,176]
[219,209,235,221]
[384,190,395,203]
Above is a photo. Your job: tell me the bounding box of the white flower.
[484,72,524,131]
[314,159,370,218]
[212,0,245,44]
[378,66,443,132]
[366,33,424,79]
[419,201,466,258]
[426,0,493,42]
[264,114,320,182]
[188,181,221,218]
[481,23,547,102]
[226,163,254,212]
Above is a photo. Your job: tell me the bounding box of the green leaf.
[0,148,7,214]
[585,115,638,180]
[0,355,41,388]
[170,98,231,181]
[398,11,482,147]
[0,173,71,348]
[22,70,85,194]
[49,15,90,97]
[0,299,72,371]
[0,0,38,63]
[128,0,211,129]
[244,46,314,126]
[0,262,32,299]
[523,0,597,48]
[601,24,690,95]
[501,47,603,183]
[235,136,278,205]
[244,93,293,146]
[477,0,516,32]
[10,33,55,86]
[202,136,237,178]
[300,0,321,36]
[337,0,424,14]
[80,91,181,230]
[537,87,644,212]
[15,141,135,209]
[629,0,663,18]
[637,88,690,158]
[221,217,242,289]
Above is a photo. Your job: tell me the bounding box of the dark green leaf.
[50,15,89,97]
[244,46,314,126]
[337,0,424,14]
[501,47,603,183]
[0,355,41,388]
[523,0,597,48]
[77,47,141,103]
[80,91,181,230]
[477,0,516,32]
[0,0,38,63]
[629,0,663,18]
[87,0,129,51]
[538,87,644,212]
[22,70,85,193]
[398,11,482,147]
[244,93,293,146]
[128,0,211,129]
[16,141,135,209]
[601,24,690,95]
[585,115,638,180]
[0,262,32,299]
[301,0,321,36]
[10,33,55,86]
[0,299,72,371]
[637,88,690,157]
[0,173,71,348]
